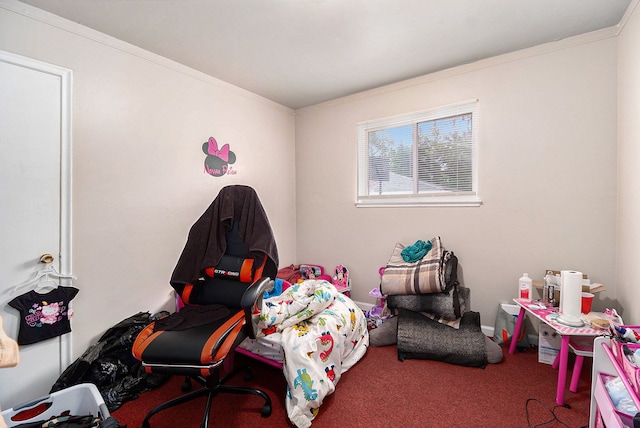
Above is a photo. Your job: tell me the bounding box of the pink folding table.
[509,298,604,406]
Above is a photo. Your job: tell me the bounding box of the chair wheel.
[261,404,272,417]
[244,367,253,381]
[181,377,192,392]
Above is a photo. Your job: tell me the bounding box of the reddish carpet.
[112,344,591,428]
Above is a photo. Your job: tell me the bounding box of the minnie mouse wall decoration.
[203,136,237,177]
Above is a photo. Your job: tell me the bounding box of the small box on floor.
[538,323,561,365]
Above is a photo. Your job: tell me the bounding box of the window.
[357,100,480,207]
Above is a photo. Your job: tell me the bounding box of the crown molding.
[298,25,620,113]
[0,0,294,113]
[618,0,640,34]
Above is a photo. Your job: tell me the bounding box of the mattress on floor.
[238,333,285,363]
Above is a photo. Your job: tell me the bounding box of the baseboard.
[481,325,494,337]
[354,300,374,311]
[355,300,539,345]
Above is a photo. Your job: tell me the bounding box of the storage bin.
[611,335,640,396]
[594,373,637,428]
[1,383,110,427]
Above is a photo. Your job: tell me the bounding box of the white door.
[0,51,72,409]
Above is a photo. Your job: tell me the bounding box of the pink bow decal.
[207,137,229,162]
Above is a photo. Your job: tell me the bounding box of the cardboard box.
[538,323,561,365]
[532,270,606,304]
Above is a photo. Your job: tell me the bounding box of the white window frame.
[356,100,481,207]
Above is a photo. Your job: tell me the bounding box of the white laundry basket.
[1,383,110,427]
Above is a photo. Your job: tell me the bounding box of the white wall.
[295,33,619,328]
[0,2,297,356]
[617,2,640,324]
[1,0,636,364]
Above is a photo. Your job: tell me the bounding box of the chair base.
[140,364,272,428]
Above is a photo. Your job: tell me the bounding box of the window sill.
[355,195,482,208]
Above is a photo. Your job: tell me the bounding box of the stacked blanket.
[380,237,488,367]
[380,237,453,295]
[387,288,488,368]
[387,286,468,328]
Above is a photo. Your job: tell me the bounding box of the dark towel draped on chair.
[170,184,279,292]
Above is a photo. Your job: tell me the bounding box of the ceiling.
[18,0,632,109]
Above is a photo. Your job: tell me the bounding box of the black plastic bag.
[51,311,169,411]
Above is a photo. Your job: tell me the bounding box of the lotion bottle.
[519,273,533,300]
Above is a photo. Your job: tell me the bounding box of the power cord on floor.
[525,398,581,428]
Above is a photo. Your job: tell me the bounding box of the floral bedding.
[253,279,369,428]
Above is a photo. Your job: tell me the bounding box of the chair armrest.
[241,277,274,339]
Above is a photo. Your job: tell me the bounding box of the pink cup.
[581,292,594,314]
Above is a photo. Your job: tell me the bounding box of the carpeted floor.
[112,343,592,428]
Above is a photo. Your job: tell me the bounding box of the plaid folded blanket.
[380,236,451,295]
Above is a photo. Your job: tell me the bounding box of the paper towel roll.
[560,270,583,318]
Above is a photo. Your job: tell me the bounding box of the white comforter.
[255,279,369,428]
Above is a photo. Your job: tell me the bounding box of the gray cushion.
[369,317,398,346]
[484,335,504,363]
